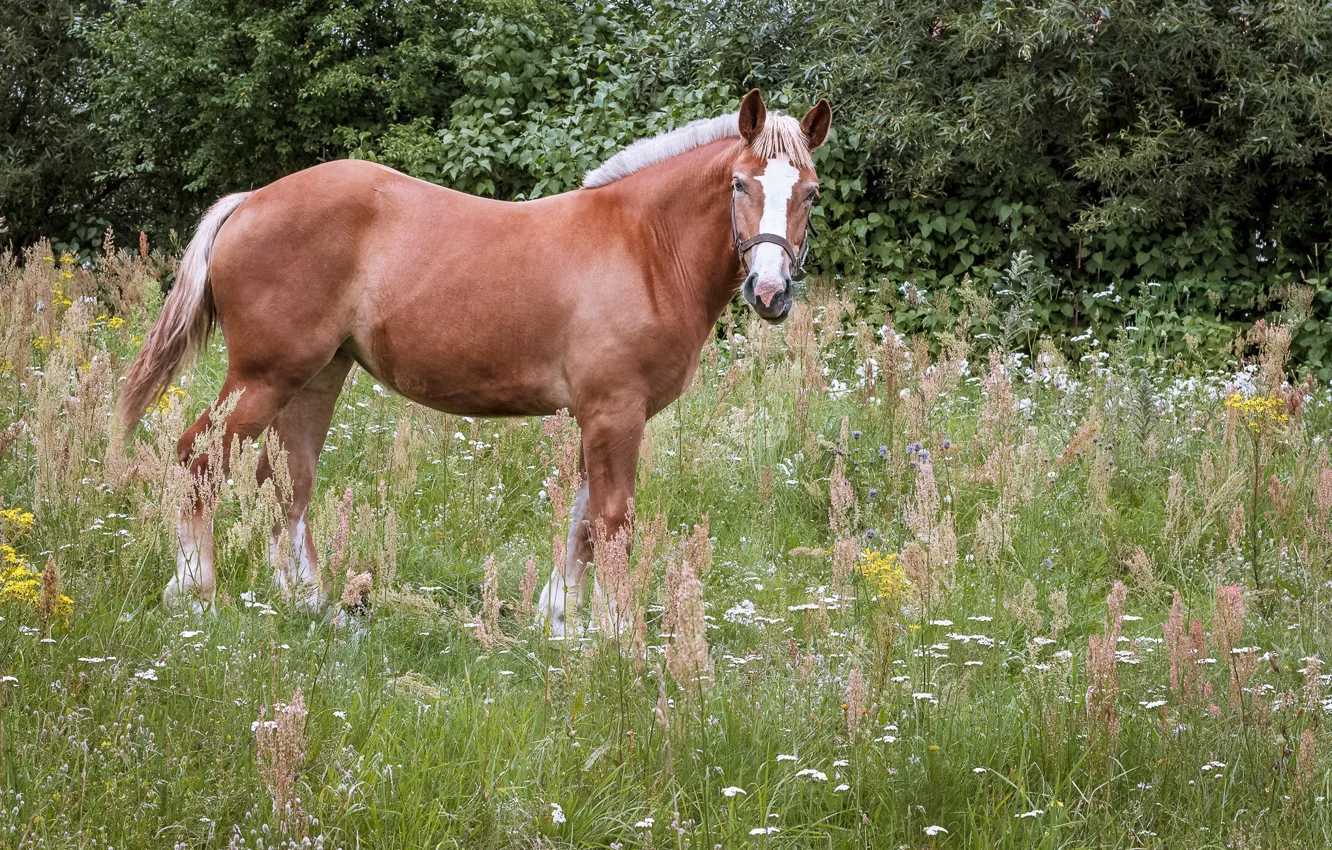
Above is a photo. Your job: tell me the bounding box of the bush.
[4,0,1330,375]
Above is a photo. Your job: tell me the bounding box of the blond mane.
[582,111,812,189]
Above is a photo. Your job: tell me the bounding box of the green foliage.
[4,0,1332,373]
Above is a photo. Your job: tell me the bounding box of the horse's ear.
[801,99,832,150]
[738,89,766,145]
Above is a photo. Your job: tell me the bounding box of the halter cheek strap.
[731,193,814,279]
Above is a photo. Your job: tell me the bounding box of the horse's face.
[731,90,831,323]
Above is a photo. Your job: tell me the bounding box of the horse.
[118,88,831,634]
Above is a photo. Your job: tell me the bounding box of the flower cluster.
[0,545,39,605]
[147,384,187,416]
[858,549,908,602]
[1224,393,1289,433]
[0,507,35,534]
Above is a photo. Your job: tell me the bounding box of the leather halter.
[731,192,814,280]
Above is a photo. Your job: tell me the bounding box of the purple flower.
[878,445,890,460]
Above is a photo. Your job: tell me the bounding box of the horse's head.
[730,89,831,323]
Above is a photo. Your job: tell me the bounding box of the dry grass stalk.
[845,667,866,734]
[472,553,510,648]
[254,686,309,832]
[517,555,538,624]
[1086,581,1127,741]
[664,525,712,695]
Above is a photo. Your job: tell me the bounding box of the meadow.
[2,239,1331,849]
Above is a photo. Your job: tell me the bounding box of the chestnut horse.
[119,89,831,633]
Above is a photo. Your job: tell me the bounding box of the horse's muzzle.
[742,273,793,323]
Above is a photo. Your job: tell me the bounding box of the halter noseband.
[731,193,815,280]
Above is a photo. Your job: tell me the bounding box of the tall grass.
[2,239,1331,849]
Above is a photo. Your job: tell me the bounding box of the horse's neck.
[608,142,743,331]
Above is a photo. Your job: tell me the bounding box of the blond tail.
[118,192,250,428]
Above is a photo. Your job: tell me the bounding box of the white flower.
[776,754,798,762]
[134,669,158,681]
[1,676,16,683]
[1141,699,1167,710]
[180,630,203,638]
[834,783,850,792]
[750,827,780,835]
[1015,809,1044,819]
[973,767,987,774]
[794,768,828,781]
[923,825,948,836]
[833,759,849,767]
[634,817,655,829]
[550,802,565,824]
[721,786,746,797]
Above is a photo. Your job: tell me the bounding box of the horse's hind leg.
[165,376,299,611]
[260,352,354,612]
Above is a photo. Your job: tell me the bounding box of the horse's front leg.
[537,400,645,636]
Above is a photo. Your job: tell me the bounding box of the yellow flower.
[0,508,35,534]
[107,316,126,330]
[0,552,39,606]
[147,385,187,416]
[857,549,908,602]
[1224,393,1289,434]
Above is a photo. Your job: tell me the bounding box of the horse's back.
[207,160,590,414]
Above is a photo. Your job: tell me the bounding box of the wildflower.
[857,550,907,602]
[550,802,566,824]
[923,825,948,836]
[750,827,780,835]
[1015,809,1044,819]
[878,445,890,460]
[0,508,35,534]
[721,786,746,797]
[1224,393,1288,434]
[134,669,158,681]
[147,385,187,416]
[0,547,40,606]
[794,768,827,781]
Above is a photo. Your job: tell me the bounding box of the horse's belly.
[349,320,572,418]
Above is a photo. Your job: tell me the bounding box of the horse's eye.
[732,178,745,194]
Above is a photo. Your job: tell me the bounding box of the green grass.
[3,251,1332,849]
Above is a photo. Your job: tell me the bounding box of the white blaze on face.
[749,156,801,303]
